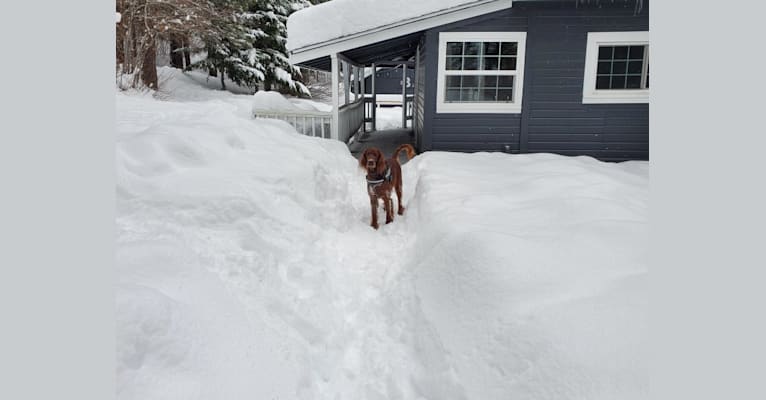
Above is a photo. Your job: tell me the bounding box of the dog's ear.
[375,149,387,175]
[358,149,368,170]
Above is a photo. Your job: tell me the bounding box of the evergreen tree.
[244,0,311,95]
[191,1,264,90]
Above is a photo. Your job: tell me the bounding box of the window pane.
[481,89,497,101]
[500,57,517,70]
[443,74,515,103]
[596,75,611,89]
[462,76,479,87]
[447,42,464,56]
[598,46,613,60]
[626,75,642,89]
[497,89,513,102]
[498,75,514,88]
[464,42,481,55]
[445,75,462,88]
[446,89,461,102]
[612,61,627,74]
[483,42,500,55]
[446,56,463,70]
[627,60,643,74]
[611,75,626,89]
[593,43,648,91]
[483,57,499,70]
[613,46,629,59]
[597,61,612,74]
[463,57,480,70]
[461,88,480,101]
[629,45,645,59]
[501,42,518,55]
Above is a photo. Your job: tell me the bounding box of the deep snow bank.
[116,70,647,400]
[116,89,370,399]
[404,152,648,399]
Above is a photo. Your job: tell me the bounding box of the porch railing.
[338,97,365,143]
[405,94,414,125]
[253,98,364,143]
[252,109,332,139]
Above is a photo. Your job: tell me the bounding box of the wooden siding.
[364,67,415,95]
[414,35,427,151]
[422,0,650,161]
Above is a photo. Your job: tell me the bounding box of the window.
[437,32,527,113]
[582,31,649,104]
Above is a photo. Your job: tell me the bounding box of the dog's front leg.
[384,197,393,224]
[370,196,379,229]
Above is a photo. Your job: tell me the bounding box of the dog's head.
[359,147,386,176]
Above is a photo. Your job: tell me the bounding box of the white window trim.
[436,31,527,114]
[582,31,650,104]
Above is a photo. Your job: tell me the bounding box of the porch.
[252,57,417,151]
[348,128,415,159]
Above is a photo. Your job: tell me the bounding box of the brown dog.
[358,144,416,229]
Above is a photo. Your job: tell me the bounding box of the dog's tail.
[393,144,416,161]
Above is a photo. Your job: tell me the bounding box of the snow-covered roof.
[287,0,511,59]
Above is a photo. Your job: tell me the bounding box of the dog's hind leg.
[395,184,404,215]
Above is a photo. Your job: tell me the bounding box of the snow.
[373,105,406,130]
[116,12,121,24]
[287,0,495,51]
[117,67,648,399]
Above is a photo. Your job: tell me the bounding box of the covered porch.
[301,49,418,144]
[252,51,418,153]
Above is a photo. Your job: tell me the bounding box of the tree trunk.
[116,24,125,67]
[220,70,226,90]
[169,37,183,69]
[183,39,191,70]
[264,79,272,91]
[141,40,158,89]
[209,67,217,77]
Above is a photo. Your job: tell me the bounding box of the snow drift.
[287,0,500,50]
[116,69,648,399]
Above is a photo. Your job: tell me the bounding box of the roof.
[287,0,512,66]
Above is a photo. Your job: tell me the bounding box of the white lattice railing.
[252,109,332,139]
[253,98,364,143]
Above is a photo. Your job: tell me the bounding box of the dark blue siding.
[414,35,427,150]
[364,67,415,95]
[421,0,650,161]
[422,8,528,153]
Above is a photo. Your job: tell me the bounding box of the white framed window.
[582,31,649,104]
[436,31,527,114]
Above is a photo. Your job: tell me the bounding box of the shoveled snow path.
[192,162,468,400]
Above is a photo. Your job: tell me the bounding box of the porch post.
[330,53,340,140]
[371,62,377,132]
[401,63,407,129]
[354,66,361,101]
[343,61,350,106]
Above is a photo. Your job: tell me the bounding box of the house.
[286,0,649,161]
